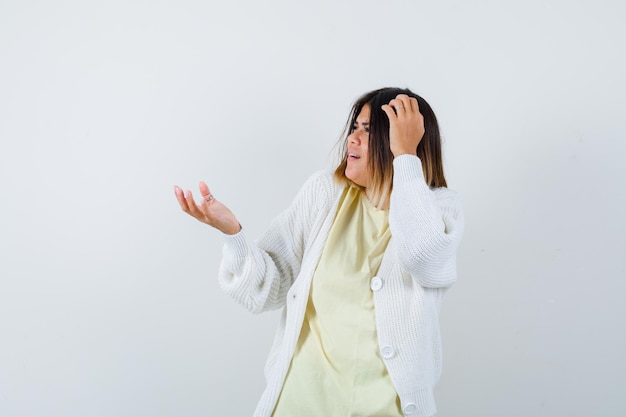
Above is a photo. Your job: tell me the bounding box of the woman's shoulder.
[431,186,463,210]
[293,170,345,209]
[301,170,344,193]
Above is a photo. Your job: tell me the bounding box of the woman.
[174,87,464,417]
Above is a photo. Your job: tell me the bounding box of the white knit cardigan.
[218,155,464,417]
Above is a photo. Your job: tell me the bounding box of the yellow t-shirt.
[272,186,402,417]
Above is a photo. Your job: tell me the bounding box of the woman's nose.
[348,131,361,144]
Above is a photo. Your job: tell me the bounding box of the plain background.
[1,0,625,416]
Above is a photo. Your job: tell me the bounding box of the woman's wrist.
[392,149,417,158]
[221,222,243,235]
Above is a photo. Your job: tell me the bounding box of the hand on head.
[174,182,242,235]
[381,94,425,157]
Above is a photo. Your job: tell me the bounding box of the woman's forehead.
[355,104,370,123]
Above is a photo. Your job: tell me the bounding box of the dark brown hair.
[334,87,447,208]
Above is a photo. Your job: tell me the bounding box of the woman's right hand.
[174,182,242,235]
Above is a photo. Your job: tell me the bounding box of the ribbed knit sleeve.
[218,171,337,314]
[389,154,464,288]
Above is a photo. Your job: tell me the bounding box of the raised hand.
[381,94,425,157]
[174,182,241,235]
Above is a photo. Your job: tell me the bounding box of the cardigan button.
[402,403,417,415]
[370,276,383,291]
[380,345,395,359]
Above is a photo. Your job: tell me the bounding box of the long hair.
[334,87,447,208]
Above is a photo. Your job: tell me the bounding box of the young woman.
[174,87,464,417]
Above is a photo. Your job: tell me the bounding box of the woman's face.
[345,104,372,189]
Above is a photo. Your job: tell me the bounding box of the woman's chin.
[345,171,367,188]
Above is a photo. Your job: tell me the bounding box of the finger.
[408,97,419,113]
[395,94,412,114]
[174,185,190,212]
[410,97,424,125]
[184,189,204,218]
[199,181,210,198]
[199,181,215,204]
[390,99,408,116]
[381,104,397,121]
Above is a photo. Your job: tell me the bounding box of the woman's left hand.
[381,94,425,157]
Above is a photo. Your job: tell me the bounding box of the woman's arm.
[389,155,464,288]
[216,171,332,313]
[382,94,464,288]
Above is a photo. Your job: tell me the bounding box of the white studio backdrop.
[1,0,625,416]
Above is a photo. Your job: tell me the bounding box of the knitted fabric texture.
[218,155,464,417]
